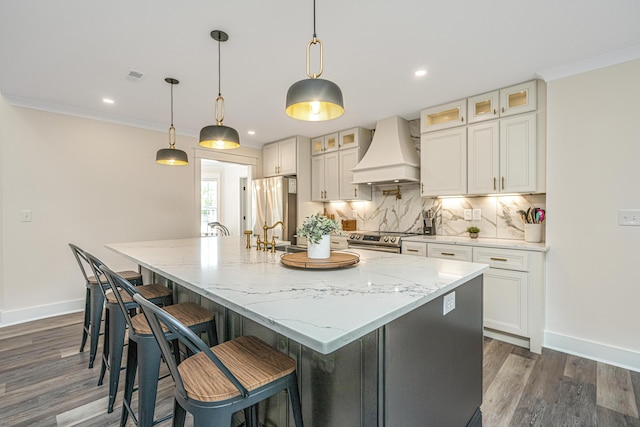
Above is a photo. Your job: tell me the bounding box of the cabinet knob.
[501,107,505,113]
[460,116,464,122]
[493,109,497,115]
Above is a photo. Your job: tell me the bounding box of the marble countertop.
[402,235,549,252]
[107,236,487,354]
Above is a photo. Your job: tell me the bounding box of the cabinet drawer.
[427,244,472,261]
[473,247,529,271]
[330,236,348,250]
[401,241,427,256]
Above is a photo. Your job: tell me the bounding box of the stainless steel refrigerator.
[251,176,297,242]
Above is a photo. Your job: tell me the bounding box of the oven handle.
[348,244,401,254]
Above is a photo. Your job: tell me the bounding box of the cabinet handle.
[331,241,339,245]
[490,257,508,262]
[421,183,424,194]
[406,249,419,253]
[493,108,497,115]
[493,177,497,191]
[441,252,455,256]
[354,188,358,197]
[501,177,505,190]
[460,116,464,122]
[501,106,505,113]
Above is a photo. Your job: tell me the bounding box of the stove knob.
[383,236,390,242]
[349,234,355,239]
[390,237,397,243]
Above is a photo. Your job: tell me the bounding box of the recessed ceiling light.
[102,98,114,104]
[247,130,256,135]
[414,69,427,77]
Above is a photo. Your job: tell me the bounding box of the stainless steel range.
[347,231,417,254]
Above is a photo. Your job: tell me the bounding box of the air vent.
[126,70,145,82]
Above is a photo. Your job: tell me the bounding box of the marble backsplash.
[324,185,546,241]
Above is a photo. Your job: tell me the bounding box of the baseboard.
[0,298,84,328]
[544,330,640,373]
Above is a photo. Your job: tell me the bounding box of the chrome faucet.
[256,221,285,252]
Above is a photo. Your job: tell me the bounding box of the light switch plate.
[20,210,32,222]
[464,209,472,220]
[618,209,640,226]
[473,209,481,221]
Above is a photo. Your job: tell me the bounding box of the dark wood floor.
[1,312,639,426]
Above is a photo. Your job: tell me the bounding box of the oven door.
[348,243,401,254]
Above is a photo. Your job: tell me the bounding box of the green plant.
[467,226,480,233]
[296,213,339,244]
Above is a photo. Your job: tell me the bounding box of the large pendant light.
[199,30,240,150]
[285,0,344,121]
[156,78,189,165]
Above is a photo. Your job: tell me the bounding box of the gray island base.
[107,237,487,427]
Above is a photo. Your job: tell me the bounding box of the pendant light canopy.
[286,0,344,121]
[156,78,189,166]
[199,30,240,150]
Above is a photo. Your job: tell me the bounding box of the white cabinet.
[311,133,338,155]
[473,246,544,353]
[427,243,472,261]
[500,80,536,117]
[467,90,500,124]
[339,127,371,150]
[420,99,467,133]
[339,148,371,201]
[467,113,537,194]
[263,137,297,177]
[401,241,427,256]
[420,127,467,197]
[311,151,339,201]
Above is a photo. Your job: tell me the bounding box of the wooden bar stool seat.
[105,283,171,304]
[134,293,304,427]
[88,270,142,286]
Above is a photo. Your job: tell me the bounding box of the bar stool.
[83,251,174,415]
[69,243,143,368]
[133,293,304,427]
[99,264,218,427]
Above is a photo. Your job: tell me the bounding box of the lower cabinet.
[401,240,545,353]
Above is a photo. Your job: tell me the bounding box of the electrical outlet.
[473,209,481,221]
[443,291,456,315]
[618,209,640,226]
[352,210,358,219]
[463,209,472,220]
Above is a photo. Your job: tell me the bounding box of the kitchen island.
[107,236,488,427]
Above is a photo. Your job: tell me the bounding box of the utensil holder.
[524,223,543,243]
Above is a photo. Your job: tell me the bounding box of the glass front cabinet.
[420,99,467,133]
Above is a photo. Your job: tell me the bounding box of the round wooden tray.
[280,252,360,269]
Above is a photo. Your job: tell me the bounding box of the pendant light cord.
[170,82,174,127]
[312,0,317,38]
[218,38,222,97]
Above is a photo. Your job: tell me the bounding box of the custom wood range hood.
[351,115,420,185]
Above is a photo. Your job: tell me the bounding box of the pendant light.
[285,0,344,121]
[199,30,240,150]
[156,78,189,165]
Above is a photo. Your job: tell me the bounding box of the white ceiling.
[1,1,639,149]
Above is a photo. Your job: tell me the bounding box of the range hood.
[351,116,420,184]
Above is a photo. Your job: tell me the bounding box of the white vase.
[307,235,331,259]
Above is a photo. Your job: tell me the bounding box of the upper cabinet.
[311,133,338,155]
[311,151,339,201]
[467,90,500,124]
[339,127,371,150]
[421,127,467,197]
[263,137,297,177]
[499,81,536,117]
[420,99,467,133]
[420,79,545,197]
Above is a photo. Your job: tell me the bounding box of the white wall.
[0,96,6,324]
[0,99,260,325]
[545,59,640,370]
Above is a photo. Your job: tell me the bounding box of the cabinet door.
[427,243,472,261]
[339,148,371,201]
[311,136,325,155]
[421,128,467,196]
[483,268,529,337]
[324,133,339,153]
[500,81,536,117]
[324,151,340,200]
[311,155,325,201]
[263,142,279,177]
[278,137,297,175]
[420,99,467,133]
[339,127,372,150]
[468,121,500,195]
[500,113,536,193]
[468,91,500,124]
[401,241,427,256]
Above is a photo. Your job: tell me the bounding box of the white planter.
[307,235,331,259]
